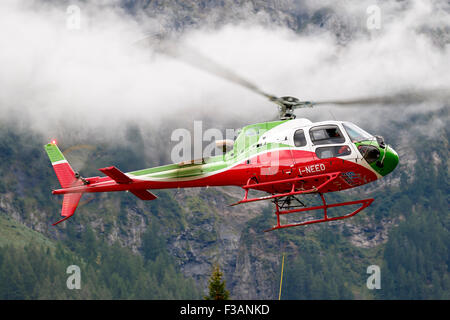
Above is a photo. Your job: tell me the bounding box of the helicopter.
[45,35,448,230]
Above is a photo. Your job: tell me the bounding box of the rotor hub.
[275,96,313,120]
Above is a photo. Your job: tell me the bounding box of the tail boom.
[51,179,155,195]
[45,143,158,226]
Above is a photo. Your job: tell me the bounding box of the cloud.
[0,0,448,150]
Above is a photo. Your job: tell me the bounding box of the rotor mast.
[271,96,314,120]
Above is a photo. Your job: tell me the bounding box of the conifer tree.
[204,264,229,300]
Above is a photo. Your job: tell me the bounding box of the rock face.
[153,186,394,299]
[1,115,445,299]
[168,186,273,298]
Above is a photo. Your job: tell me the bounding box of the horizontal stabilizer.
[99,166,133,184]
[130,189,157,201]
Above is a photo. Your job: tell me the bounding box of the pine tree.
[204,264,229,300]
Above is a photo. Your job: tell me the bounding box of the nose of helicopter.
[376,145,399,176]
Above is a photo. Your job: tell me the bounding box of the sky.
[0,0,448,154]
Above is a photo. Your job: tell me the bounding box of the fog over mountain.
[0,0,448,153]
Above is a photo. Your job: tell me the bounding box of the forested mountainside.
[0,106,448,299]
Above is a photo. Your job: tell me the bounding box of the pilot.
[337,146,350,156]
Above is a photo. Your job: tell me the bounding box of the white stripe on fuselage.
[52,160,68,165]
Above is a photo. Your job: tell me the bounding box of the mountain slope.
[0,107,448,299]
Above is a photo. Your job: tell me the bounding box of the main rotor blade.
[136,34,278,101]
[135,34,449,118]
[312,88,450,107]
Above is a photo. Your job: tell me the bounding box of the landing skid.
[231,173,374,231]
[265,193,373,232]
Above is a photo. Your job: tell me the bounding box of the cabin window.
[310,125,345,145]
[293,129,307,147]
[315,145,351,159]
[358,145,380,164]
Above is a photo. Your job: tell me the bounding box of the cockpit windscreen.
[342,122,373,143]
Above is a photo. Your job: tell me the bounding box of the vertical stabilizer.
[44,141,83,225]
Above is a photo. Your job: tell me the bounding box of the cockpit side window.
[309,125,345,145]
[358,145,380,164]
[293,129,307,147]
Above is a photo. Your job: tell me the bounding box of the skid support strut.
[230,172,341,206]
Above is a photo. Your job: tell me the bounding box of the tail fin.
[44,141,83,225]
[44,142,79,188]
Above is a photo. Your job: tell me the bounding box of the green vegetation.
[0,122,201,299]
[0,111,448,300]
[379,208,450,299]
[0,215,55,249]
[241,113,449,300]
[0,219,201,299]
[204,264,230,300]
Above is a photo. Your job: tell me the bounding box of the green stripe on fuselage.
[129,158,228,179]
[128,120,290,180]
[129,142,292,180]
